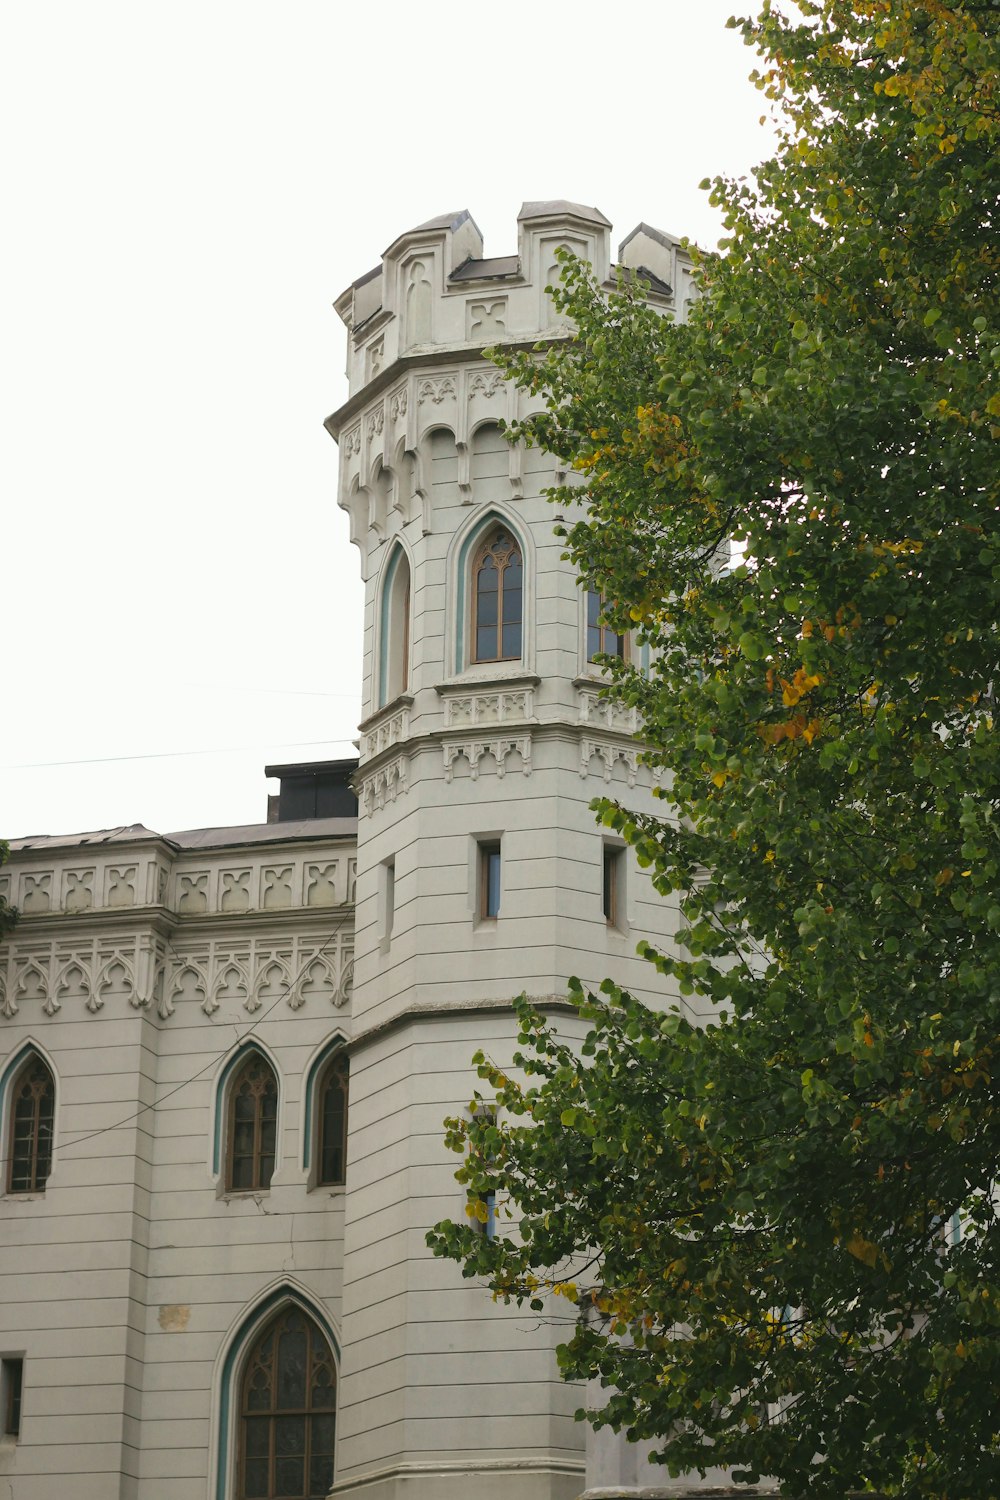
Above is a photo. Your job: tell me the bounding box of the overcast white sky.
[2,0,776,841]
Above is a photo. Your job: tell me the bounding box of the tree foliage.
[428,3,1000,1494]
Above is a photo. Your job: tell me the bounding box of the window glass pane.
[311,1413,336,1451]
[501,621,521,659]
[245,1415,270,1457]
[275,1455,304,1496]
[486,850,501,917]
[232,1156,254,1192]
[276,1328,307,1408]
[244,1455,269,1498]
[476,624,497,660]
[275,1414,305,1455]
[501,581,521,625]
[310,1453,335,1495]
[320,1071,346,1186]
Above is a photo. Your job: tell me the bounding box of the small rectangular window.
[2,1358,23,1438]
[479,841,501,920]
[603,844,625,928]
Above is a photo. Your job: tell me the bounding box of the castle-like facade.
[0,204,715,1500]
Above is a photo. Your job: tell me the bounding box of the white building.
[0,204,725,1500]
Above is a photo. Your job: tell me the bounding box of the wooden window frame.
[317,1054,349,1189]
[470,527,523,665]
[237,1306,336,1500]
[603,843,626,929]
[478,841,501,921]
[6,1057,55,1195]
[2,1358,23,1439]
[586,588,627,665]
[226,1054,279,1194]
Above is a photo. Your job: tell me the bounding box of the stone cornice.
[324,336,567,441]
[347,992,583,1054]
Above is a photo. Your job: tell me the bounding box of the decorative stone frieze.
[580,738,640,787]
[467,368,504,400]
[442,736,532,783]
[443,686,534,728]
[361,703,411,761]
[417,374,456,405]
[576,683,639,735]
[366,402,385,441]
[0,928,354,1024]
[358,754,410,817]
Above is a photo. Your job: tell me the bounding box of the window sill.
[436,669,540,693]
[358,693,414,733]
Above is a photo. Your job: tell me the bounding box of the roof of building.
[11,825,163,851]
[9,817,357,856]
[618,220,683,257]
[167,818,357,850]
[518,200,611,227]
[449,255,521,283]
[619,263,673,297]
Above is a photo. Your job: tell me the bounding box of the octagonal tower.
[325,203,696,1500]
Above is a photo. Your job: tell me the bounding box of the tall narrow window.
[603,844,625,928]
[318,1055,349,1188]
[227,1054,278,1193]
[472,527,522,663]
[239,1306,336,1499]
[7,1057,55,1194]
[381,857,396,949]
[479,841,501,920]
[2,1359,23,1438]
[587,589,626,664]
[379,547,411,707]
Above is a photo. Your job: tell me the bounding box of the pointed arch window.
[379,547,411,707]
[472,526,522,663]
[7,1056,55,1194]
[586,589,627,664]
[227,1053,278,1193]
[239,1305,337,1499]
[317,1054,349,1187]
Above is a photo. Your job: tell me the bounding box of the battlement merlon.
[325,201,695,430]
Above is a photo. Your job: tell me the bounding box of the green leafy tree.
[429,3,1000,1494]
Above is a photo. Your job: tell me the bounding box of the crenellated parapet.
[327,201,695,557]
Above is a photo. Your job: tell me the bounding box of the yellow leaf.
[846,1231,880,1268]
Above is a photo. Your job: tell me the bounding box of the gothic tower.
[325,203,695,1500]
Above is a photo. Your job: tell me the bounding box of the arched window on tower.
[238,1305,337,1499]
[378,547,411,708]
[7,1054,55,1194]
[227,1052,278,1193]
[586,589,627,664]
[471,526,522,664]
[317,1053,349,1187]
